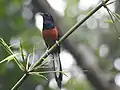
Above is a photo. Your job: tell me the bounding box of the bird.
[35,12,63,88]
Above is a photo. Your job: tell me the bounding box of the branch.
[11,74,28,90]
[11,0,112,89]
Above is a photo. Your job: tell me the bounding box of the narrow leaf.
[115,13,120,18]
[0,53,20,64]
[26,54,31,70]
[29,46,36,70]
[28,57,47,71]
[29,72,48,80]
[104,19,113,23]
[34,71,68,78]
[0,38,25,71]
[20,39,25,62]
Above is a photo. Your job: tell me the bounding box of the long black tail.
[52,52,62,88]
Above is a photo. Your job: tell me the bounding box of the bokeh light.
[35,13,43,32]
[22,7,33,20]
[60,50,74,69]
[47,0,66,16]
[99,44,109,57]
[114,58,120,71]
[78,0,99,10]
[115,73,120,87]
[35,85,44,90]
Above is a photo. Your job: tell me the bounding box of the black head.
[42,13,54,22]
[40,13,55,30]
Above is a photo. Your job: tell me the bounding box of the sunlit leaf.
[35,71,69,78]
[29,46,36,70]
[26,54,31,71]
[0,38,25,71]
[20,39,25,61]
[0,53,20,64]
[115,13,120,18]
[104,19,113,23]
[34,61,49,70]
[101,1,119,33]
[28,57,47,71]
[29,72,48,80]
[112,12,120,23]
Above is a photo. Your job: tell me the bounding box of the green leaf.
[20,39,25,61]
[29,72,48,80]
[26,54,31,71]
[114,13,120,18]
[112,12,120,23]
[0,53,20,64]
[28,46,36,70]
[28,57,47,71]
[0,38,25,71]
[104,19,113,23]
[34,71,69,78]
[34,60,49,70]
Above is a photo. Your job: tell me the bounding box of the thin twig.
[101,0,119,34]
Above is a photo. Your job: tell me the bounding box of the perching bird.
[35,12,63,88]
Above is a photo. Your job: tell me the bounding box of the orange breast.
[42,27,58,41]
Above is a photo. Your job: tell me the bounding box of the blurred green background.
[0,0,120,90]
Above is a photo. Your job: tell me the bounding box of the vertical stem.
[11,74,28,90]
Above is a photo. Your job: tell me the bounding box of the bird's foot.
[55,41,59,47]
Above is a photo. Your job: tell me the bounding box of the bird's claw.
[55,41,59,47]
